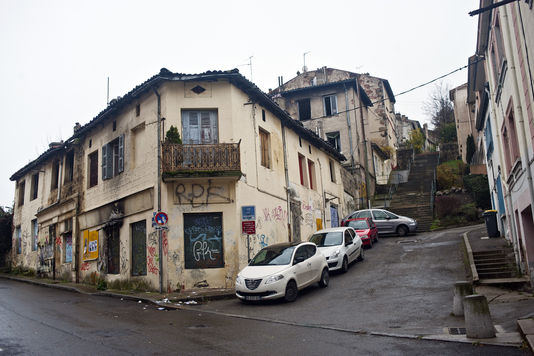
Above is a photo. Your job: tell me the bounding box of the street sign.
[241,206,256,221]
[154,212,168,226]
[242,221,256,235]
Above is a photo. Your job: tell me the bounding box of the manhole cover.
[448,327,466,335]
[188,325,208,330]
[398,240,418,244]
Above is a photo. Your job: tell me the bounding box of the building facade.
[270,67,397,208]
[469,0,534,285]
[450,83,478,164]
[10,69,347,291]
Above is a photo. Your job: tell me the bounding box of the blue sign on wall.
[241,206,256,221]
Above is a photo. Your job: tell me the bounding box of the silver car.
[342,209,417,237]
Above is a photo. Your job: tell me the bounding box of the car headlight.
[265,274,284,285]
[235,275,243,285]
[331,249,341,259]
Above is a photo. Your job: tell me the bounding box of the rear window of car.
[347,220,369,230]
[356,211,372,219]
[249,245,296,266]
[309,232,343,247]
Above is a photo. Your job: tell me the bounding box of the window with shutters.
[181,110,218,144]
[323,94,338,116]
[259,128,271,168]
[88,151,98,188]
[102,134,124,180]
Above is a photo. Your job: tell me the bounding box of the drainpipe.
[503,5,534,243]
[344,84,355,170]
[281,124,292,241]
[152,87,163,293]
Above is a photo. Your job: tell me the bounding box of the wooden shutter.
[118,134,124,173]
[102,144,108,180]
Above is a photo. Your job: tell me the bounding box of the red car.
[343,218,378,248]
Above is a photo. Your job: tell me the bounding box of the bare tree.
[423,82,455,142]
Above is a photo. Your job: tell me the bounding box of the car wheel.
[357,247,365,262]
[284,280,298,302]
[341,256,349,273]
[397,225,408,237]
[374,234,379,243]
[318,268,329,288]
[368,238,373,249]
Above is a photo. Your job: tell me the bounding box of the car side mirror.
[345,241,352,246]
[294,256,305,264]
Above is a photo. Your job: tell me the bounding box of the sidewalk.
[464,224,534,351]
[0,273,235,308]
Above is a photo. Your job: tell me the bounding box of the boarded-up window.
[51,160,60,190]
[17,180,25,206]
[88,151,98,188]
[184,213,224,269]
[30,173,39,200]
[308,159,316,190]
[259,128,270,168]
[107,225,120,274]
[64,233,72,263]
[182,110,218,144]
[297,99,311,120]
[16,226,21,254]
[64,151,74,183]
[131,220,147,276]
[31,219,38,251]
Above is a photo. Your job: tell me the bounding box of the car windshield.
[249,245,296,266]
[347,220,369,230]
[309,232,343,247]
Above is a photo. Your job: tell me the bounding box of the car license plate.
[245,296,261,301]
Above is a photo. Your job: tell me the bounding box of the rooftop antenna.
[238,56,254,81]
[107,77,110,105]
[303,51,310,72]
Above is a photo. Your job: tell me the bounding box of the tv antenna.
[303,51,310,72]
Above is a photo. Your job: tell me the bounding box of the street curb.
[463,232,479,283]
[0,274,235,306]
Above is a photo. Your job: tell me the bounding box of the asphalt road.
[0,226,529,355]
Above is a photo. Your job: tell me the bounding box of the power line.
[302,61,479,121]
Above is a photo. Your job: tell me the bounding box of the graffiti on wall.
[183,213,223,269]
[174,181,232,207]
[262,205,287,223]
[147,246,159,274]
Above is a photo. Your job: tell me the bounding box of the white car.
[235,242,329,302]
[308,227,363,272]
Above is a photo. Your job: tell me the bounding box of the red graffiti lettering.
[81,262,90,271]
[263,208,271,221]
[162,231,168,256]
[55,236,62,246]
[147,246,159,274]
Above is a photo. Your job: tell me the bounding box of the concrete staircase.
[388,152,439,232]
[473,246,520,280]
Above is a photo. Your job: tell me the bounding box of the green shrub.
[463,175,491,210]
[166,125,182,144]
[436,160,465,190]
[97,278,107,291]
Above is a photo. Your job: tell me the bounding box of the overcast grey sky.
[0,0,479,208]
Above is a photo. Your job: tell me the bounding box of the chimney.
[74,122,81,133]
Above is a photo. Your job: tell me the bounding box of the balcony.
[162,142,241,180]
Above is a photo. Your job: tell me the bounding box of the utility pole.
[356,74,371,209]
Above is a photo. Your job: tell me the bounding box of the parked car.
[343,217,378,248]
[235,242,329,303]
[308,227,364,273]
[341,209,417,237]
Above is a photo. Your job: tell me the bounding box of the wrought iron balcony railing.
[162,142,241,177]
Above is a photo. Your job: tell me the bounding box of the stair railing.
[384,153,414,208]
